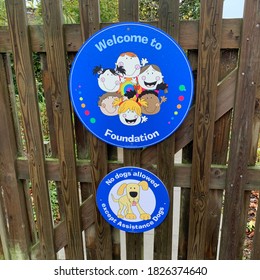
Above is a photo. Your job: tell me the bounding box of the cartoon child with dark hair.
[93,65,125,92]
[138,91,167,115]
[98,92,122,116]
[137,64,168,95]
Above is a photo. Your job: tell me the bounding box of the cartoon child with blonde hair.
[113,96,148,126]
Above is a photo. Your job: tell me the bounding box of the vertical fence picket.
[118,0,144,260]
[187,0,223,259]
[41,0,83,259]
[4,0,56,259]
[154,0,179,260]
[119,0,139,22]
[78,0,113,260]
[205,50,238,259]
[220,0,260,259]
[0,54,31,260]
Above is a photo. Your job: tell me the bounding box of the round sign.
[70,22,193,148]
[96,167,170,233]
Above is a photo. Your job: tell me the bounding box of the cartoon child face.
[118,99,142,126]
[98,92,121,116]
[138,65,164,90]
[141,93,161,115]
[97,69,121,92]
[116,52,141,78]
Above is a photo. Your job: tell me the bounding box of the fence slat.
[220,0,260,259]
[0,19,243,53]
[4,0,56,260]
[0,54,32,260]
[119,0,139,22]
[153,0,179,260]
[187,0,223,259]
[41,0,83,259]
[78,0,113,260]
[205,50,238,259]
[118,0,144,260]
[79,0,100,42]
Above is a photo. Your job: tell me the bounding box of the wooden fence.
[0,0,260,260]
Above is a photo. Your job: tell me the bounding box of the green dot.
[179,85,186,91]
[174,111,178,116]
[90,118,96,124]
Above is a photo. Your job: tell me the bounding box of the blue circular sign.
[96,167,170,233]
[70,22,193,148]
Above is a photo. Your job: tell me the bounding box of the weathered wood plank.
[31,195,96,258]
[187,0,223,259]
[124,148,143,260]
[118,0,143,261]
[205,49,238,260]
[78,0,112,260]
[0,19,242,53]
[154,0,179,260]
[220,0,260,259]
[79,0,100,42]
[119,0,139,22]
[5,0,55,260]
[41,0,83,259]
[0,54,32,260]
[15,158,260,191]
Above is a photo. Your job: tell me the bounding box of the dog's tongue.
[132,201,137,206]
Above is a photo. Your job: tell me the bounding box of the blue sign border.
[96,167,170,233]
[70,22,194,148]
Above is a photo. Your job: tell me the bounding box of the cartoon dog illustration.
[111,181,151,220]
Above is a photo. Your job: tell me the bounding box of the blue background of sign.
[70,22,193,148]
[96,167,170,233]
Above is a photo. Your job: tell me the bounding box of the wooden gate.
[0,0,260,260]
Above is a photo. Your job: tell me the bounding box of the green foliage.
[140,0,200,21]
[100,0,118,22]
[139,0,159,21]
[0,0,7,26]
[179,0,200,20]
[246,220,255,232]
[62,0,80,24]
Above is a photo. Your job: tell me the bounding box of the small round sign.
[96,167,170,233]
[70,22,193,148]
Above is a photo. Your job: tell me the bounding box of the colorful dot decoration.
[90,118,96,124]
[168,85,187,125]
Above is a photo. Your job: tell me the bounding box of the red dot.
[178,95,184,101]
[84,110,90,116]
